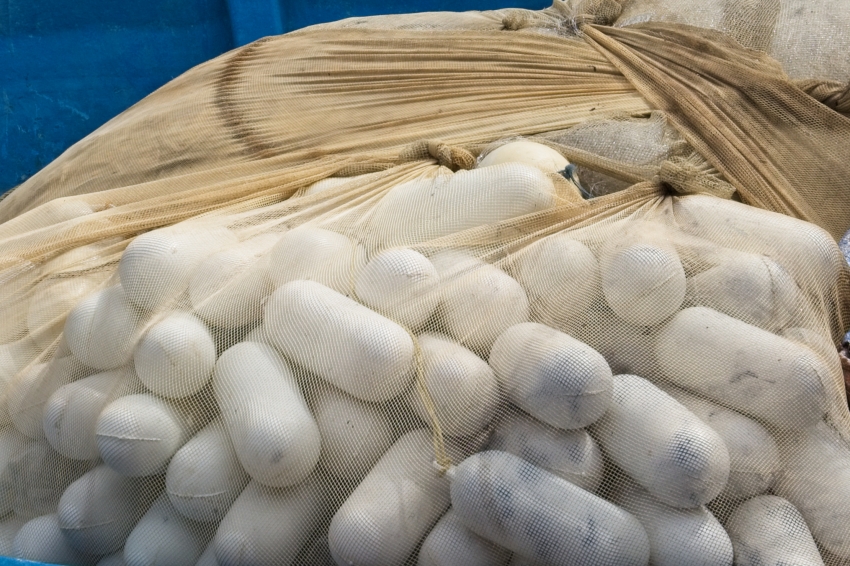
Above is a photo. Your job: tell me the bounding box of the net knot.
[427,141,477,171]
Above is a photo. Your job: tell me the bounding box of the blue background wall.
[0,0,549,195]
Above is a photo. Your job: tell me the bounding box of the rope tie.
[408,330,452,474]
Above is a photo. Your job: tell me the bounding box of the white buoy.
[213,342,320,487]
[165,418,250,522]
[133,312,217,398]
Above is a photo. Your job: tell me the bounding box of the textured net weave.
[1,2,850,565]
[616,0,850,83]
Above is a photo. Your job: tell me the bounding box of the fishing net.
[1,1,850,565]
[615,0,850,84]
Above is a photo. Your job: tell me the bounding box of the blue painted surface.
[278,0,546,39]
[1,0,549,196]
[1,0,233,193]
[227,0,284,47]
[0,558,61,566]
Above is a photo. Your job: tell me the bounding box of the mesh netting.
[538,111,687,196]
[616,0,850,83]
[1,1,850,565]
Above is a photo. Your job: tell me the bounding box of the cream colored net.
[616,0,850,84]
[1,1,850,565]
